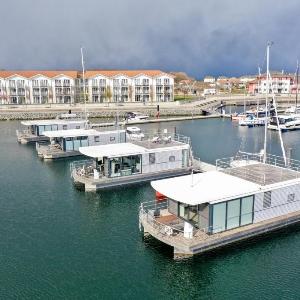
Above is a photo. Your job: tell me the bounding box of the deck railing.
[127,131,191,145]
[216,152,300,173]
[139,200,222,239]
[70,159,96,179]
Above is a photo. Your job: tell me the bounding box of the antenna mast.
[81,47,87,127]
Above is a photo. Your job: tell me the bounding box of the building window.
[149,153,155,164]
[94,136,100,142]
[169,155,175,162]
[63,125,67,130]
[263,191,272,208]
[76,126,80,129]
[110,137,115,142]
[32,80,39,87]
[288,193,295,203]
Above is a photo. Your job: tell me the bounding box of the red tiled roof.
[0,69,170,79]
[0,70,79,79]
[84,70,168,78]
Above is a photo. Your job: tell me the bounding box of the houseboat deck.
[132,139,186,149]
[222,163,300,186]
[140,201,300,258]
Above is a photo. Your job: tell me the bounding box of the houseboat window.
[168,199,178,216]
[169,155,175,162]
[76,126,80,129]
[45,125,52,132]
[212,202,226,233]
[188,205,199,226]
[288,193,295,203]
[73,137,81,150]
[211,195,254,233]
[110,137,115,142]
[64,136,88,151]
[94,136,100,143]
[263,191,272,208]
[65,137,74,151]
[52,125,58,131]
[38,125,45,135]
[80,136,88,147]
[240,196,254,226]
[149,153,156,164]
[179,203,189,219]
[226,199,240,230]
[63,125,67,130]
[109,155,141,177]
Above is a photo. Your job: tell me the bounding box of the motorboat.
[268,115,300,131]
[125,112,149,122]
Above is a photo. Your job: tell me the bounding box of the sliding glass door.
[211,195,254,234]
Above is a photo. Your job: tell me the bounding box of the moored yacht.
[125,112,149,122]
[268,115,300,131]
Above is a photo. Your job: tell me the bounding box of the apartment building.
[0,70,174,104]
[248,72,294,94]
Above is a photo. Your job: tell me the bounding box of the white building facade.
[248,73,294,95]
[0,70,174,104]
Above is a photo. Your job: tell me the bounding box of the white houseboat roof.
[79,143,147,158]
[21,120,86,126]
[151,171,261,205]
[43,129,125,138]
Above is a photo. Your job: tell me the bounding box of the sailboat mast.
[263,43,271,163]
[81,47,87,126]
[296,60,299,107]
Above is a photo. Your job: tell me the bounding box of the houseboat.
[268,115,300,131]
[16,119,87,144]
[36,129,126,160]
[70,133,193,191]
[139,152,300,259]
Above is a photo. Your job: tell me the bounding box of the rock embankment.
[0,107,205,120]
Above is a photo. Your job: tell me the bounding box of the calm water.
[1,118,300,299]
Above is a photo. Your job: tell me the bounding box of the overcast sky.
[1,0,300,79]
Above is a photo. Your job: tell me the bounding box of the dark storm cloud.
[1,0,300,78]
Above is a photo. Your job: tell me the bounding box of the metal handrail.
[216,152,300,173]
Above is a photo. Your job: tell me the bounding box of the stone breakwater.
[0,107,205,121]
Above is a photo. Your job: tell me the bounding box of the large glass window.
[211,196,254,233]
[73,138,81,150]
[65,138,73,151]
[109,155,141,177]
[240,196,254,226]
[38,125,45,135]
[179,203,189,219]
[212,202,226,233]
[227,199,240,230]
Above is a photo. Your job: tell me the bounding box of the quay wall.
[0,108,206,121]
